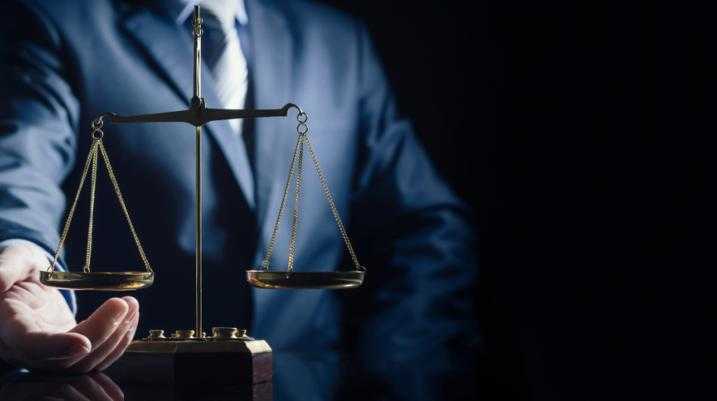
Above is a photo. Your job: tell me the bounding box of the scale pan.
[40,271,154,291]
[246,270,364,289]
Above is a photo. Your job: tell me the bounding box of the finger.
[90,373,125,401]
[0,246,42,293]
[70,297,138,373]
[95,301,139,372]
[0,300,91,366]
[69,298,129,354]
[68,375,116,401]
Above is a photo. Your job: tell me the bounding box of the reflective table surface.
[0,350,478,401]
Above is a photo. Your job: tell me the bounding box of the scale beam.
[95,102,299,127]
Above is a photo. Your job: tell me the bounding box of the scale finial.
[192,5,203,102]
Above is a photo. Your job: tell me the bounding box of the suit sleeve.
[0,2,79,277]
[346,23,478,399]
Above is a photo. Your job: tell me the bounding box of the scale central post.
[192,5,204,338]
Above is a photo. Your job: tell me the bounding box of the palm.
[0,277,76,335]
[0,244,140,373]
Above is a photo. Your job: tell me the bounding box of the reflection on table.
[0,350,477,401]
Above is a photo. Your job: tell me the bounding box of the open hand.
[0,244,139,373]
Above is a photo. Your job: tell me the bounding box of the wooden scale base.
[106,327,272,399]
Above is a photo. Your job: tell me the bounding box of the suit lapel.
[123,11,194,108]
[123,9,256,209]
[246,0,294,237]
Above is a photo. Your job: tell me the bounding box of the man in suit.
[0,0,476,379]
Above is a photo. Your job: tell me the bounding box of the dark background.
[321,1,707,400]
[0,0,705,398]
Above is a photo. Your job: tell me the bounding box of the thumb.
[0,245,46,293]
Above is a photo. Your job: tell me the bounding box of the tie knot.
[200,0,238,32]
[197,7,238,70]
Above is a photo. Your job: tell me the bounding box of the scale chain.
[261,111,363,272]
[48,121,152,274]
[49,140,100,273]
[84,143,99,272]
[97,141,153,273]
[303,128,362,271]
[287,133,305,272]
[261,128,303,270]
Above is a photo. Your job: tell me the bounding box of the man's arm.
[0,0,78,259]
[345,23,478,399]
[0,0,82,314]
[0,1,140,373]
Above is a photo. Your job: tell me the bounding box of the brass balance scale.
[37,5,365,383]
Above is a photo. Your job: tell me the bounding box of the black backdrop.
[317,0,489,397]
[320,1,707,400]
[0,0,706,398]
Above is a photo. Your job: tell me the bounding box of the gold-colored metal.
[246,270,364,289]
[39,271,154,291]
[192,6,202,103]
[48,139,99,276]
[41,120,154,291]
[251,112,366,290]
[96,140,153,273]
[211,327,246,340]
[211,327,238,339]
[84,145,98,272]
[173,329,196,340]
[195,126,204,339]
[138,327,255,342]
[146,330,167,341]
[192,6,205,339]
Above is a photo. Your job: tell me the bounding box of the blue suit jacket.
[0,0,476,377]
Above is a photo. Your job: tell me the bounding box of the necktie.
[200,1,249,134]
[198,2,256,207]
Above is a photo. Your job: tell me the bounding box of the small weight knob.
[173,329,196,339]
[146,329,166,341]
[211,327,249,340]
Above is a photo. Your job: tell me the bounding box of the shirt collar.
[169,0,248,27]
